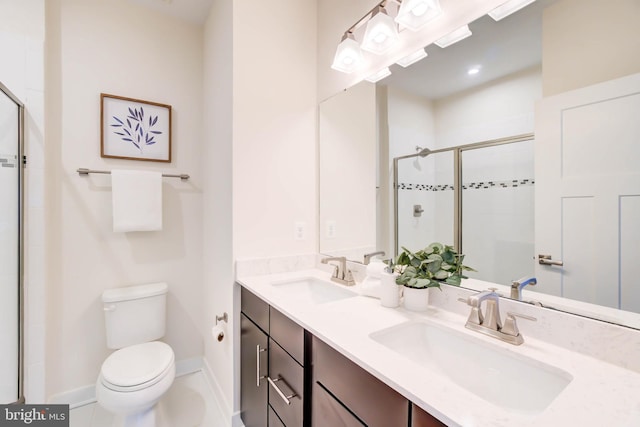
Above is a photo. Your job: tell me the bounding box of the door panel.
[535,73,640,310]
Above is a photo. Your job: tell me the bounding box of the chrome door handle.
[267,376,297,405]
[256,345,266,387]
[538,254,563,266]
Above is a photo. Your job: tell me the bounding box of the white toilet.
[96,282,175,427]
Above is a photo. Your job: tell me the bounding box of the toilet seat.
[100,341,174,392]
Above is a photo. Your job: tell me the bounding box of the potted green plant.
[388,242,475,311]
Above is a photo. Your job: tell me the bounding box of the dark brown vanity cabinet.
[241,286,445,427]
[241,287,309,427]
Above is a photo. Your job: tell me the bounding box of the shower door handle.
[256,345,266,387]
[538,254,564,266]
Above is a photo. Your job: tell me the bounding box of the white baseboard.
[48,357,207,409]
[201,357,236,427]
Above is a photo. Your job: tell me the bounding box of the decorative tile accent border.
[0,155,17,168]
[398,178,535,191]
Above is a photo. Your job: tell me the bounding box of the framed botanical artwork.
[101,93,172,162]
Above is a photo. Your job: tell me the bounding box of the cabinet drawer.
[313,337,408,427]
[270,306,304,365]
[312,382,365,427]
[241,287,269,334]
[269,338,304,427]
[412,403,446,427]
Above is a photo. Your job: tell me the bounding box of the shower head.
[417,147,432,157]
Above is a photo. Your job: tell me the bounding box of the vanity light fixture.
[395,0,442,31]
[361,5,400,54]
[396,48,428,67]
[331,32,363,73]
[488,0,536,21]
[365,67,392,83]
[434,25,472,48]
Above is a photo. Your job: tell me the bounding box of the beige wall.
[543,0,640,96]
[45,0,204,398]
[232,0,318,259]
[202,0,234,417]
[203,0,318,416]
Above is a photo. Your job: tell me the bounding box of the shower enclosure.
[394,134,535,286]
[0,81,24,404]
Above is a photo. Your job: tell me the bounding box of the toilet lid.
[101,341,174,387]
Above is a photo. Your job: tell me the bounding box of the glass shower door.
[0,83,22,404]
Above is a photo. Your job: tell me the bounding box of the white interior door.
[535,73,640,311]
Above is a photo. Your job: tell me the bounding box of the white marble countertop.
[237,268,640,427]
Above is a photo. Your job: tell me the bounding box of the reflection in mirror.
[396,150,453,253]
[461,139,535,286]
[318,0,640,328]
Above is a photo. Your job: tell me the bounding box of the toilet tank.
[102,282,168,349]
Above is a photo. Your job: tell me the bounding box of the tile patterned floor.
[69,371,226,427]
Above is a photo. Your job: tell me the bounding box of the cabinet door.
[312,382,365,427]
[412,403,446,427]
[241,314,268,427]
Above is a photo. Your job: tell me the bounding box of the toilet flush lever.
[103,305,116,312]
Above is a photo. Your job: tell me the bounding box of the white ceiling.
[384,0,557,100]
[128,0,214,25]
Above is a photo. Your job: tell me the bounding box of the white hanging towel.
[111,170,163,232]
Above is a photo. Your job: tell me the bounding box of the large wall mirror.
[319,0,640,328]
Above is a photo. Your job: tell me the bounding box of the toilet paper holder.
[216,312,228,324]
[212,312,229,343]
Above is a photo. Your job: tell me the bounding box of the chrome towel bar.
[77,168,189,180]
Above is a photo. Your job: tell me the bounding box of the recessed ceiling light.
[468,66,481,75]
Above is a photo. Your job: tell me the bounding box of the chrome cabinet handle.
[538,254,564,266]
[256,345,266,387]
[268,376,297,405]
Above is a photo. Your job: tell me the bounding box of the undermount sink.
[370,321,572,414]
[271,277,357,304]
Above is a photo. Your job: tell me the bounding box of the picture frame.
[100,93,172,162]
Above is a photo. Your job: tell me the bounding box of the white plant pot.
[403,286,430,311]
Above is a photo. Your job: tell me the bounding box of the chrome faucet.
[468,289,502,330]
[459,289,536,345]
[321,256,355,286]
[511,276,537,300]
[363,250,385,265]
